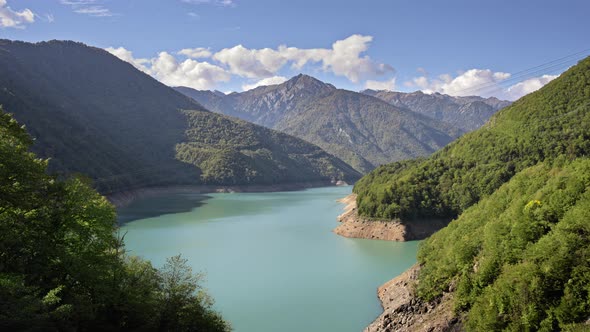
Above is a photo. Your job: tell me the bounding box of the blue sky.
[1,0,589,99]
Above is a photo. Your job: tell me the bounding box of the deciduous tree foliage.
[353,57,590,330]
[354,56,590,221]
[0,109,230,331]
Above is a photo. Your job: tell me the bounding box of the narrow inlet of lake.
[118,186,419,332]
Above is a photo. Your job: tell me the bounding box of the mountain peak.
[285,74,336,90]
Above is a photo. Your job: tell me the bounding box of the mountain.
[273,89,463,173]
[176,74,336,127]
[362,89,511,131]
[176,75,462,173]
[360,57,590,331]
[0,109,230,331]
[0,40,360,193]
[355,56,590,222]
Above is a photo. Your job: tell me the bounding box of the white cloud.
[178,47,212,59]
[151,52,231,89]
[505,75,558,100]
[60,0,114,17]
[406,68,560,100]
[182,0,235,7]
[213,34,393,82]
[365,78,396,91]
[242,76,287,91]
[74,6,112,17]
[0,0,35,29]
[213,45,286,78]
[406,69,511,97]
[318,35,393,83]
[106,47,230,90]
[106,35,393,91]
[105,47,151,72]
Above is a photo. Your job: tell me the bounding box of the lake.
[118,186,419,332]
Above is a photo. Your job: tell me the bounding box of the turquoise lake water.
[118,186,419,332]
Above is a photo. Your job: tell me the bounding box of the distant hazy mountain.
[0,40,360,193]
[176,75,462,173]
[362,90,511,131]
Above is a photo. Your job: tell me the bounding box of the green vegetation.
[177,75,462,174]
[0,39,359,194]
[176,110,359,185]
[417,159,590,330]
[353,57,590,330]
[355,56,590,221]
[0,109,230,331]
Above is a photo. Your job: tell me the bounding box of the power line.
[441,48,590,96]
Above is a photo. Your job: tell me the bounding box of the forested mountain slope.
[362,56,590,332]
[0,40,359,193]
[177,75,462,173]
[354,56,590,222]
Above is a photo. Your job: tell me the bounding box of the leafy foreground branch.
[0,108,230,331]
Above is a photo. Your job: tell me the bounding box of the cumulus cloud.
[151,52,231,89]
[0,0,35,28]
[105,47,151,72]
[178,47,212,59]
[405,68,558,100]
[406,69,511,96]
[365,78,396,91]
[213,45,286,78]
[106,47,230,90]
[213,34,394,82]
[107,34,392,91]
[505,75,558,100]
[242,76,288,91]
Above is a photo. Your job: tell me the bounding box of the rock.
[334,194,450,241]
[364,265,462,332]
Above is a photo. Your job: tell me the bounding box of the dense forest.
[354,57,590,329]
[417,158,590,330]
[354,56,590,221]
[0,40,359,194]
[0,108,230,331]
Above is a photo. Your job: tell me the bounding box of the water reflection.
[117,193,211,223]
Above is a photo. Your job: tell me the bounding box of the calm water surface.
[118,186,419,332]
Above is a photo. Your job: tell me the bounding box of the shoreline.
[334,194,449,241]
[107,180,349,208]
[335,195,460,330]
[364,264,460,332]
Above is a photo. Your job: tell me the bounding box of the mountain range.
[176,75,509,173]
[361,89,512,131]
[0,40,360,193]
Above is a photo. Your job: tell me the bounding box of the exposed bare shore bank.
[364,264,461,332]
[108,180,348,208]
[334,194,448,241]
[335,194,460,330]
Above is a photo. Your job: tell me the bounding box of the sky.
[0,0,589,99]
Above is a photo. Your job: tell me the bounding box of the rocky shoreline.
[364,264,461,332]
[334,194,448,241]
[108,180,348,208]
[335,194,460,331]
